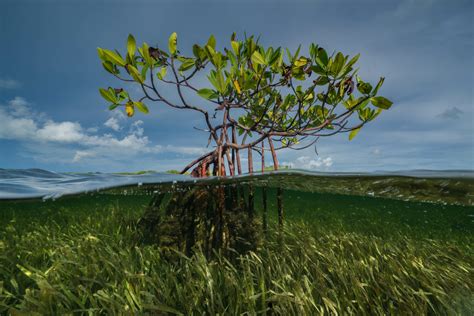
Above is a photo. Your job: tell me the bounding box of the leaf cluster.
[97,33,393,148]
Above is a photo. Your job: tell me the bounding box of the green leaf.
[127,65,144,84]
[371,108,383,120]
[316,48,328,67]
[139,42,152,66]
[357,81,373,94]
[197,88,216,100]
[207,35,216,49]
[108,104,120,110]
[293,45,301,60]
[331,52,345,76]
[101,49,126,67]
[314,76,329,86]
[373,77,385,95]
[231,41,240,55]
[211,53,222,68]
[168,32,177,55]
[192,44,202,59]
[349,128,361,141]
[134,101,149,114]
[157,67,167,80]
[294,57,308,67]
[370,96,393,109]
[97,48,106,61]
[102,61,117,74]
[345,53,360,70]
[127,34,136,58]
[207,71,219,91]
[215,70,226,93]
[179,58,195,72]
[251,51,266,65]
[99,88,116,103]
[141,64,149,80]
[205,45,216,59]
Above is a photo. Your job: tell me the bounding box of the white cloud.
[0,97,208,167]
[130,120,144,136]
[8,97,30,117]
[0,78,20,89]
[37,121,84,143]
[104,111,125,131]
[0,106,38,140]
[87,127,99,133]
[72,151,95,162]
[284,155,333,170]
[104,117,121,131]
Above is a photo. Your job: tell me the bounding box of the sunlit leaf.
[127,34,136,58]
[233,80,241,94]
[231,41,240,55]
[99,88,116,103]
[197,88,216,100]
[349,128,360,140]
[373,77,385,95]
[134,101,149,114]
[371,96,393,109]
[294,57,308,67]
[127,65,144,84]
[157,67,167,80]
[207,34,216,49]
[125,103,134,117]
[168,32,177,55]
[251,51,266,66]
[100,49,126,67]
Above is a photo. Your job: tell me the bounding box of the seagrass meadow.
[0,173,473,315]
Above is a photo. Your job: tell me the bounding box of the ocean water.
[1,168,473,243]
[1,168,473,313]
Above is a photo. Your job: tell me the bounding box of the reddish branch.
[114,43,375,178]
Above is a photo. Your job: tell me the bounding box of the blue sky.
[0,0,472,172]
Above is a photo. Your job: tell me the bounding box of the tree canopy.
[98,33,393,177]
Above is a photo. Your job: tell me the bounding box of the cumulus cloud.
[37,121,84,143]
[130,120,144,137]
[282,155,333,170]
[104,111,125,131]
[8,97,30,116]
[437,107,464,120]
[0,108,37,140]
[0,97,207,166]
[72,151,95,162]
[104,117,121,131]
[0,78,20,89]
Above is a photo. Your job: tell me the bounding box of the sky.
[0,0,472,173]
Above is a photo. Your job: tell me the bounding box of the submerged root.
[138,184,262,259]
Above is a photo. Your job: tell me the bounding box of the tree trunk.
[248,147,253,174]
[217,145,223,176]
[268,137,279,170]
[232,127,242,175]
[225,148,234,176]
[261,142,265,173]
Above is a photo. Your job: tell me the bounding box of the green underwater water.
[0,173,473,314]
